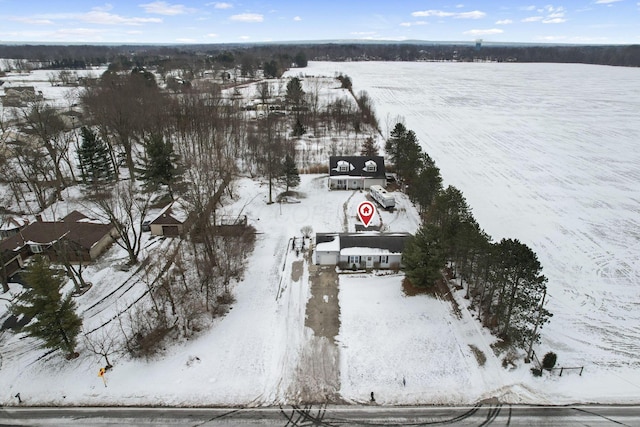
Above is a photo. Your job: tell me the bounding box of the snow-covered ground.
[1,61,640,406]
[297,61,640,403]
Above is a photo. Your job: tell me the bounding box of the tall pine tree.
[279,154,300,193]
[10,256,82,357]
[360,136,379,156]
[78,126,114,185]
[138,133,179,197]
[402,224,445,287]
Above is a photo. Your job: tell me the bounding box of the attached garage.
[314,233,340,265]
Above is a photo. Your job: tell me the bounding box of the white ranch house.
[314,232,412,269]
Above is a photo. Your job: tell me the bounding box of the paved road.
[2,404,640,426]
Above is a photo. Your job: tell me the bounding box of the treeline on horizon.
[0,42,638,69]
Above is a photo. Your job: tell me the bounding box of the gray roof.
[316,232,412,253]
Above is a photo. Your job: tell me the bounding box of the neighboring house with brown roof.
[0,86,43,107]
[149,199,190,237]
[0,210,118,281]
[0,216,30,239]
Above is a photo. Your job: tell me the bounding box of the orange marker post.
[98,367,107,387]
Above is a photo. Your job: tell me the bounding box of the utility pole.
[526,287,547,363]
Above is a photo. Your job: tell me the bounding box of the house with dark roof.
[0,211,118,281]
[328,156,387,190]
[314,232,412,269]
[0,216,29,239]
[149,198,189,237]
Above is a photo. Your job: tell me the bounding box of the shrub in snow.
[542,352,558,370]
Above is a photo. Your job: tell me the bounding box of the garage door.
[162,225,180,236]
[317,252,338,265]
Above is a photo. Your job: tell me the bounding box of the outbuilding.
[149,199,189,237]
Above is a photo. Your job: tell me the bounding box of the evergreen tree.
[427,185,474,261]
[402,224,445,287]
[279,154,300,192]
[385,123,422,185]
[294,51,308,67]
[360,136,379,156]
[138,133,179,196]
[10,256,82,357]
[286,77,305,117]
[78,126,114,185]
[409,153,442,213]
[292,118,306,137]
[263,60,279,78]
[493,238,551,345]
[385,122,407,164]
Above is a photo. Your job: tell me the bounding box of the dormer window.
[364,160,377,172]
[337,160,353,173]
[30,244,45,254]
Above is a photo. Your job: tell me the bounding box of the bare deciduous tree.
[90,181,150,265]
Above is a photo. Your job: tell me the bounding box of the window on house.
[348,255,360,265]
[364,160,377,172]
[30,244,44,254]
[380,255,389,264]
[337,160,353,172]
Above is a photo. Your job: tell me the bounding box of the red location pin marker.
[357,201,376,228]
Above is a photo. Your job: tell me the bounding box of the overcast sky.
[1,1,638,45]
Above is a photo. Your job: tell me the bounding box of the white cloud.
[176,38,197,42]
[456,4,464,8]
[10,17,54,25]
[207,33,218,37]
[522,5,537,11]
[230,13,263,22]
[209,2,233,9]
[529,6,567,24]
[412,9,485,19]
[463,28,504,36]
[543,17,567,23]
[81,10,162,25]
[93,4,114,12]
[456,10,486,19]
[400,21,427,27]
[536,35,567,41]
[351,31,376,36]
[293,16,302,21]
[595,0,622,3]
[239,35,250,40]
[495,19,513,25]
[139,1,194,15]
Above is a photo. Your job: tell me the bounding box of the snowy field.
[296,61,640,403]
[1,61,640,407]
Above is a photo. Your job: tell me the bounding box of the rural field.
[1,60,639,407]
[299,61,640,402]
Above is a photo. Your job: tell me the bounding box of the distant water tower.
[475,39,482,51]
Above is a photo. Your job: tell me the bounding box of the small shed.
[149,199,189,237]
